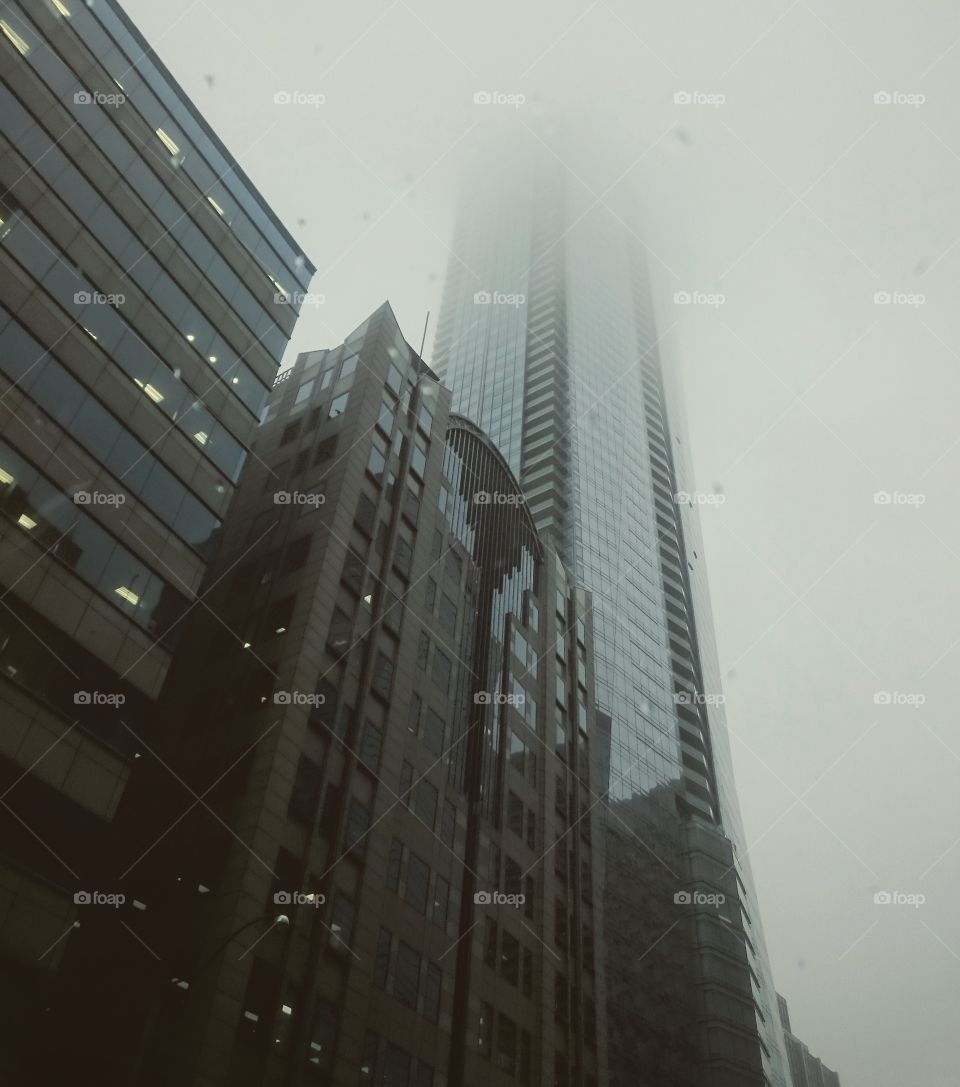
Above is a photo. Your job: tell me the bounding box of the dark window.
[328,894,355,953]
[394,941,420,1008]
[432,875,449,927]
[238,958,281,1047]
[314,435,337,466]
[383,1043,411,1087]
[415,1062,434,1087]
[404,853,430,914]
[483,918,498,968]
[407,693,422,735]
[386,364,403,396]
[304,999,338,1075]
[288,756,322,823]
[343,798,370,858]
[501,930,520,986]
[507,792,524,838]
[374,928,392,988]
[386,838,403,891]
[371,653,394,702]
[393,534,412,579]
[280,421,301,445]
[497,1014,517,1075]
[329,392,348,418]
[478,1001,492,1058]
[438,593,457,635]
[265,595,294,636]
[416,632,430,670]
[354,493,376,536]
[422,709,444,756]
[423,963,441,1023]
[439,801,456,847]
[286,534,311,571]
[400,761,414,806]
[359,719,383,773]
[309,677,339,733]
[359,1031,379,1083]
[342,549,366,594]
[431,649,451,694]
[327,607,352,654]
[415,780,438,830]
[318,785,341,839]
[522,947,534,997]
[445,548,462,583]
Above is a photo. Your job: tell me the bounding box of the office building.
[112,302,604,1086]
[0,0,311,1076]
[432,130,790,1085]
[777,994,841,1087]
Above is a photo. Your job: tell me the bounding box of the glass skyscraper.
[0,0,311,1075]
[433,129,790,1086]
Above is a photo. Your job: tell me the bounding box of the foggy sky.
[122,2,960,1082]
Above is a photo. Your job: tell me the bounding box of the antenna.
[419,310,430,358]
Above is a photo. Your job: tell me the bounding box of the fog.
[123,1,960,1082]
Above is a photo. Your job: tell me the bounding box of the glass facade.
[433,136,790,1085]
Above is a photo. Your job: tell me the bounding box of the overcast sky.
[123,1,960,1082]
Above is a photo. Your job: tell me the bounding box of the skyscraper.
[433,130,791,1086]
[0,0,311,1074]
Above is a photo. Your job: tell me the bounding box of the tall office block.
[0,0,311,1076]
[113,302,604,1086]
[433,131,790,1086]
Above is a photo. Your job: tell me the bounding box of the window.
[386,363,403,395]
[439,801,456,846]
[394,941,420,1008]
[497,1014,517,1075]
[478,1002,493,1057]
[281,420,301,445]
[371,652,394,702]
[341,353,359,378]
[431,650,451,694]
[314,435,337,467]
[410,437,428,479]
[319,365,336,390]
[374,928,392,988]
[359,719,383,773]
[383,1043,411,1087]
[508,792,524,838]
[238,958,281,1047]
[367,435,388,481]
[288,755,322,823]
[286,534,311,572]
[438,593,457,636]
[393,534,413,579]
[327,607,351,654]
[423,963,441,1024]
[343,798,371,858]
[376,395,394,436]
[329,392,348,418]
[304,999,338,1074]
[355,493,376,536]
[294,377,315,407]
[342,549,366,594]
[407,694,422,735]
[422,709,444,756]
[416,632,430,670]
[359,1031,379,1083]
[522,947,534,997]
[415,780,438,830]
[386,838,403,892]
[400,761,414,806]
[432,876,449,927]
[328,894,355,953]
[405,853,430,914]
[318,785,342,839]
[501,930,520,986]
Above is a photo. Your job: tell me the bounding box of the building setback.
[432,129,792,1086]
[114,302,605,1086]
[777,994,842,1087]
[0,0,311,1077]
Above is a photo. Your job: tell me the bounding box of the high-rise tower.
[433,130,790,1087]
